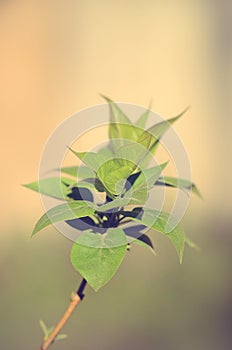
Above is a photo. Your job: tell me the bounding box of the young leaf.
[156,176,202,198]
[39,320,49,339]
[56,334,68,341]
[76,178,105,193]
[68,148,108,172]
[39,320,67,342]
[185,236,200,251]
[95,195,131,212]
[102,95,132,125]
[59,166,95,179]
[70,228,127,291]
[32,201,95,235]
[121,208,185,263]
[114,138,151,168]
[58,166,78,178]
[23,177,75,200]
[135,104,151,129]
[97,158,135,195]
[124,162,168,205]
[147,107,189,155]
[102,96,151,147]
[129,162,168,191]
[132,234,156,254]
[102,96,134,142]
[98,145,114,158]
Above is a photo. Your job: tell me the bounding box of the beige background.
[0,1,231,350]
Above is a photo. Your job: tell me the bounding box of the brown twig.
[40,279,87,350]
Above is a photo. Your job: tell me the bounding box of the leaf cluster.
[24,97,200,291]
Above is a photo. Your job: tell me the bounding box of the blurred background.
[0,1,231,349]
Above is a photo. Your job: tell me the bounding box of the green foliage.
[23,177,75,200]
[121,208,185,263]
[59,165,95,179]
[70,228,127,291]
[25,96,199,291]
[97,158,136,196]
[156,176,202,198]
[32,201,95,236]
[125,162,168,205]
[39,320,67,342]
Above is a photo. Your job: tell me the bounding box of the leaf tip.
[185,237,200,251]
[100,94,112,103]
[31,225,39,237]
[161,160,169,169]
[193,186,203,199]
[178,105,191,119]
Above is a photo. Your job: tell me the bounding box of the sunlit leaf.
[121,208,185,263]
[58,166,78,178]
[97,158,135,195]
[156,176,202,198]
[56,334,68,341]
[95,196,130,212]
[39,320,49,338]
[185,236,200,251]
[135,104,151,129]
[39,320,67,342]
[102,95,133,143]
[114,138,151,168]
[70,228,127,291]
[132,234,155,254]
[147,107,189,155]
[32,201,95,235]
[125,162,168,204]
[102,95,131,125]
[59,166,95,179]
[23,177,75,200]
[77,178,105,192]
[68,148,108,172]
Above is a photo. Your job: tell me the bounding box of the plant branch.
[40,278,87,350]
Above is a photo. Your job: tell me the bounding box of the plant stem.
[40,279,87,350]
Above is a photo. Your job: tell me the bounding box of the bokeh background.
[0,1,232,349]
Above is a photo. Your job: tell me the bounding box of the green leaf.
[77,178,105,192]
[97,158,135,195]
[98,145,114,158]
[110,124,146,148]
[56,334,68,341]
[95,196,131,212]
[23,177,75,200]
[102,96,150,147]
[147,107,189,155]
[59,166,95,179]
[39,320,67,342]
[135,103,151,129]
[102,95,132,124]
[121,208,185,263]
[114,138,151,168]
[185,236,200,251]
[39,320,49,338]
[70,228,127,291]
[132,236,156,254]
[128,232,156,254]
[32,201,95,235]
[156,176,202,198]
[58,166,78,177]
[68,148,108,172]
[125,162,168,205]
